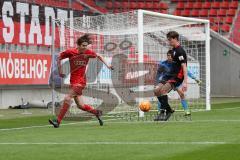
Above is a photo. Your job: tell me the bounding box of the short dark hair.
[166,31,179,41]
[167,50,174,58]
[77,34,92,46]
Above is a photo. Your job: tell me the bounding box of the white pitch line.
[0,118,120,131]
[0,122,80,131]
[101,120,240,124]
[212,106,240,110]
[0,141,235,145]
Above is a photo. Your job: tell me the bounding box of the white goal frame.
[137,10,210,112]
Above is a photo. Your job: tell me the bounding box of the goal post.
[51,9,211,120]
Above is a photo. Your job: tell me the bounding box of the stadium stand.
[105,1,169,14]
[3,0,240,47]
[230,10,240,46]
[171,0,239,44]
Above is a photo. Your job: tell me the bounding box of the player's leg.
[157,101,161,112]
[154,82,174,121]
[154,82,173,112]
[176,88,191,115]
[159,83,175,120]
[49,92,73,128]
[154,83,164,107]
[73,86,103,126]
[74,95,99,115]
[154,83,164,121]
[154,101,162,121]
[74,96,103,126]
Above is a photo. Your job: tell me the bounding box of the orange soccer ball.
[139,101,151,112]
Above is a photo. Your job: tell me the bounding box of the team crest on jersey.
[178,56,184,60]
[74,61,86,66]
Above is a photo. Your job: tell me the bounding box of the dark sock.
[157,95,172,112]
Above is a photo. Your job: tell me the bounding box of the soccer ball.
[139,101,151,112]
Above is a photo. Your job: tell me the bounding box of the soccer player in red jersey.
[49,34,113,127]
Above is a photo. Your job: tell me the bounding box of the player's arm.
[187,70,196,80]
[182,63,188,91]
[57,57,64,77]
[57,50,72,77]
[158,62,165,73]
[155,64,161,84]
[187,71,201,85]
[156,62,164,83]
[177,49,188,91]
[96,54,114,70]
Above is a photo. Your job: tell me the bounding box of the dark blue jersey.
[156,60,174,82]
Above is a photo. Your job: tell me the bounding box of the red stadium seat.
[227,9,236,16]
[199,10,208,17]
[130,2,138,9]
[159,3,168,10]
[221,24,230,32]
[208,17,215,24]
[122,2,129,9]
[229,1,238,9]
[181,10,191,17]
[209,9,217,17]
[220,1,229,9]
[145,2,154,9]
[218,9,226,17]
[113,2,121,9]
[176,2,184,10]
[202,2,211,9]
[185,2,193,9]
[153,2,160,9]
[212,2,220,9]
[193,2,202,9]
[173,10,181,16]
[191,10,199,17]
[225,17,233,24]
[138,2,145,9]
[211,25,219,32]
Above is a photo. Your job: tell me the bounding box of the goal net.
[52,10,210,121]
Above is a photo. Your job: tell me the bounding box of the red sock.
[81,104,97,115]
[57,101,70,124]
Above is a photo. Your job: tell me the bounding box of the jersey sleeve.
[59,49,73,60]
[177,49,187,64]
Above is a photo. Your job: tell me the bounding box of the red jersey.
[59,48,97,85]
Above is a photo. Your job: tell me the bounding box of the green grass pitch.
[0,100,240,160]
